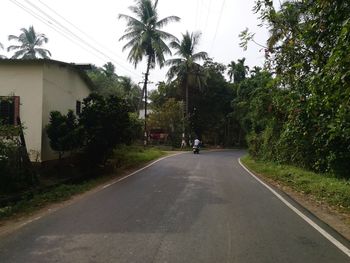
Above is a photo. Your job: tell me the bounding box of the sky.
[0,0,270,90]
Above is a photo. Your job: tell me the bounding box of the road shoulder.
[239,158,350,241]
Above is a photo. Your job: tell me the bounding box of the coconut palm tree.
[7,26,51,59]
[102,62,117,79]
[227,61,236,83]
[118,0,180,141]
[166,31,208,118]
[227,58,249,83]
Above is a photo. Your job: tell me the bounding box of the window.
[76,100,81,115]
[0,96,20,125]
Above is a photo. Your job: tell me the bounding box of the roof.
[0,58,95,90]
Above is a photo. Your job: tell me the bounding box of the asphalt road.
[0,150,349,263]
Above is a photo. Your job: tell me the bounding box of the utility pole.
[139,74,153,146]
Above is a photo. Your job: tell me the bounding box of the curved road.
[0,150,349,262]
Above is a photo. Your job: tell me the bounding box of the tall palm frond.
[118,0,180,140]
[7,26,51,59]
[165,31,208,117]
[118,0,180,69]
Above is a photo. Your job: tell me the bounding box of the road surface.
[0,150,349,262]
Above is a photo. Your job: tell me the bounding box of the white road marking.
[20,216,42,227]
[238,158,350,258]
[102,152,185,189]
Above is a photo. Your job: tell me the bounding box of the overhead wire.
[9,0,142,79]
[203,0,212,33]
[25,0,142,78]
[195,0,199,29]
[35,0,142,78]
[210,0,226,54]
[9,0,108,64]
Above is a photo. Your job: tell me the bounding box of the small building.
[0,59,93,162]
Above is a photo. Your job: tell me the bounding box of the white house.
[0,59,93,162]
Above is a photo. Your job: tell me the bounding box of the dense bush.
[46,93,141,166]
[46,110,82,159]
[0,125,34,194]
[238,0,350,178]
[79,93,137,164]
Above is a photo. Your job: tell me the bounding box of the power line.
[9,0,142,79]
[195,0,199,29]
[35,0,141,78]
[210,0,226,54]
[25,0,141,78]
[203,0,212,33]
[9,0,109,63]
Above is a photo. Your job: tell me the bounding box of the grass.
[0,146,166,220]
[241,155,350,212]
[113,145,165,169]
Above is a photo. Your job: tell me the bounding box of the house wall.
[41,63,90,161]
[0,64,44,161]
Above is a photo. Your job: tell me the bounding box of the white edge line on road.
[6,153,186,232]
[238,158,350,258]
[102,152,185,190]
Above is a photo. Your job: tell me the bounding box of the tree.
[79,94,135,165]
[46,110,82,160]
[227,58,249,84]
[148,98,185,147]
[118,0,180,140]
[8,26,51,59]
[118,76,142,112]
[192,59,232,144]
[166,31,208,118]
[102,62,117,78]
[241,0,350,177]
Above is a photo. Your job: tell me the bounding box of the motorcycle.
[193,145,200,154]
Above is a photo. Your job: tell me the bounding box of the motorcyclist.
[194,138,200,147]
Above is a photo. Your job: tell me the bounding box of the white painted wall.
[0,64,44,161]
[42,62,91,161]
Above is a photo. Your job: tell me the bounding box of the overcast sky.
[0,0,270,90]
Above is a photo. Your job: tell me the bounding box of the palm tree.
[227,61,236,83]
[118,0,180,141]
[227,58,249,83]
[7,26,51,59]
[250,66,262,76]
[166,31,208,118]
[102,62,117,78]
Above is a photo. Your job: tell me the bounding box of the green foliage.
[79,93,137,165]
[0,125,33,193]
[165,31,208,119]
[227,58,249,83]
[46,110,82,159]
[149,81,181,109]
[46,94,142,166]
[239,0,350,177]
[0,146,165,220]
[87,63,142,112]
[242,156,350,211]
[7,25,51,59]
[148,98,185,147]
[113,145,164,169]
[192,59,233,144]
[118,0,180,69]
